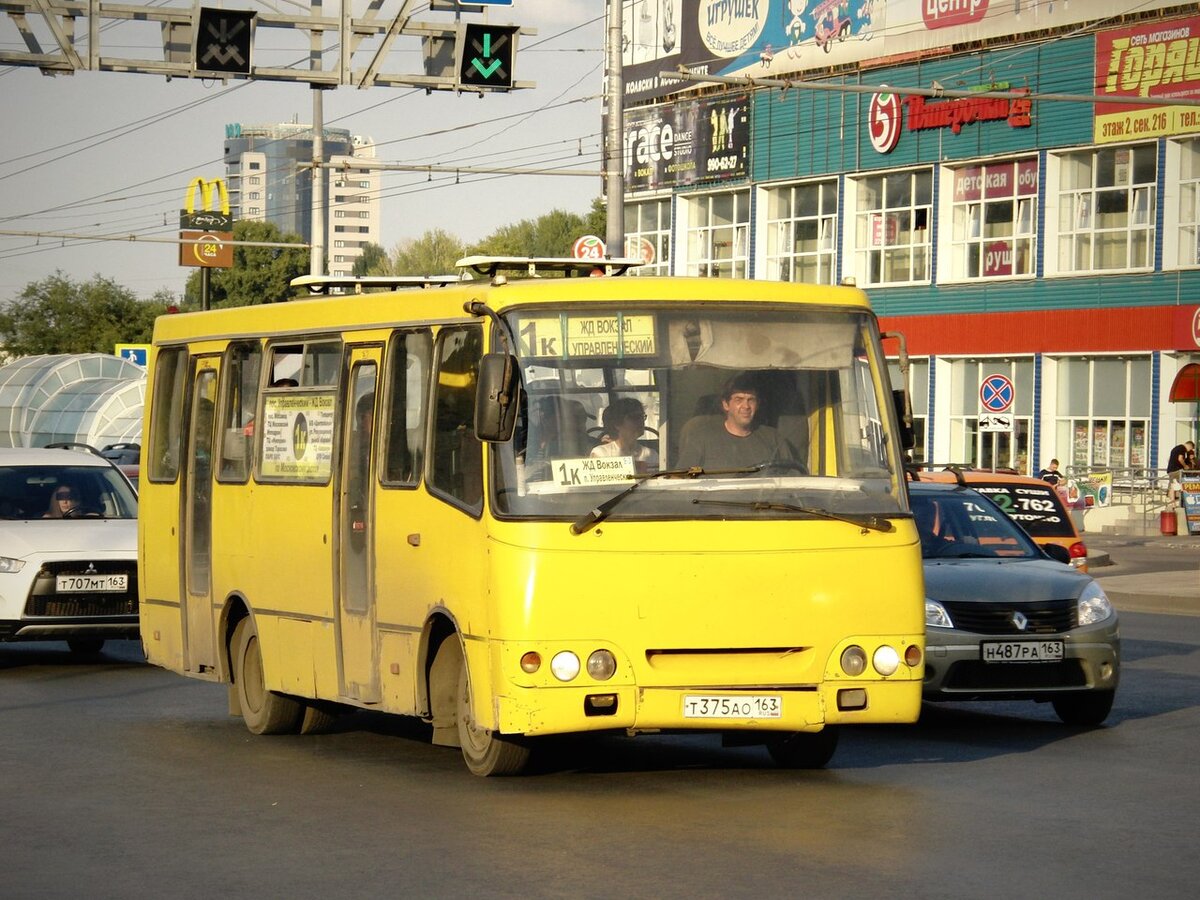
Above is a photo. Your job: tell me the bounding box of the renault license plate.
[981,640,1063,663]
[682,695,782,719]
[56,574,127,593]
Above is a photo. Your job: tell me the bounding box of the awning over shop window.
[1169,363,1200,402]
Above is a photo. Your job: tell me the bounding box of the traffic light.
[457,23,518,90]
[195,7,255,76]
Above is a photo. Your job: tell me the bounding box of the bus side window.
[217,340,261,483]
[381,329,432,486]
[149,347,189,483]
[429,326,483,512]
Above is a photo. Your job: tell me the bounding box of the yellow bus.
[139,258,924,776]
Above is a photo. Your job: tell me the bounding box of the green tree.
[0,272,172,356]
[184,220,308,307]
[392,229,466,275]
[467,207,600,259]
[352,242,391,276]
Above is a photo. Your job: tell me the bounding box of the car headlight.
[0,556,26,574]
[925,598,953,628]
[550,651,581,682]
[1077,581,1114,626]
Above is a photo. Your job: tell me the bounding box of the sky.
[0,1,605,302]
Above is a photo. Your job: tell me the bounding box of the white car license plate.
[56,574,128,593]
[981,640,1064,663]
[682,695,782,719]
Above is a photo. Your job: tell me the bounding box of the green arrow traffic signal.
[457,23,518,90]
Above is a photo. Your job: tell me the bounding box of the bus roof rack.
[455,256,644,279]
[289,274,464,296]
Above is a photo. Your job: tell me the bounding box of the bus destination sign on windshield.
[517,314,657,359]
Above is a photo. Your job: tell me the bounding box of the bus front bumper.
[494,679,922,737]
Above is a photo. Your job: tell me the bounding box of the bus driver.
[676,373,793,469]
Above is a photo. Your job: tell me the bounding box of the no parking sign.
[980,374,1014,413]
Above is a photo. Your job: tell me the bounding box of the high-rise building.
[222,123,382,277]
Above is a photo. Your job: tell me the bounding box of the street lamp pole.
[605,0,624,258]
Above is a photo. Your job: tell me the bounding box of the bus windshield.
[493,304,905,522]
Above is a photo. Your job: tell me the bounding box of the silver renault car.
[911,481,1119,726]
[0,444,139,654]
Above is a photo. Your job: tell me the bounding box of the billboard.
[625,93,749,191]
[1094,14,1200,144]
[620,0,1186,103]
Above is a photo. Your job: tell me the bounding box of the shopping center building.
[618,0,1200,476]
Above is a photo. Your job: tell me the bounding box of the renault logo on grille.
[1011,610,1028,631]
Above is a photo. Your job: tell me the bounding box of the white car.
[0,445,139,654]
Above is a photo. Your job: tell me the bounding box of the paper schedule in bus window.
[259,392,336,481]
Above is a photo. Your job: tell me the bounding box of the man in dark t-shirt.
[677,375,793,469]
[1167,440,1195,503]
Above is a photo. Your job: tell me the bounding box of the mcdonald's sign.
[179,177,234,268]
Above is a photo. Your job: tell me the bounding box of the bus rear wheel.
[231,617,304,735]
[767,727,839,769]
[456,652,531,777]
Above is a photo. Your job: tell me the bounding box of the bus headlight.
[840,645,867,676]
[586,649,617,681]
[873,645,900,676]
[550,651,581,682]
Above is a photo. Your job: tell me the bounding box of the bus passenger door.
[183,359,219,673]
[336,349,382,702]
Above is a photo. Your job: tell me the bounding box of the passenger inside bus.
[676,372,797,469]
[523,395,593,480]
[590,397,658,474]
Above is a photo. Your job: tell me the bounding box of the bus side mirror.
[893,389,915,450]
[475,353,520,443]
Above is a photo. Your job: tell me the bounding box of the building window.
[248,207,261,216]
[947,158,1037,280]
[358,180,370,188]
[763,179,838,284]
[247,192,260,201]
[334,241,345,248]
[946,358,1034,474]
[1056,144,1156,273]
[624,198,671,276]
[335,210,345,218]
[249,176,261,185]
[686,191,749,278]
[1176,139,1200,268]
[249,162,261,170]
[1053,355,1151,470]
[852,169,932,286]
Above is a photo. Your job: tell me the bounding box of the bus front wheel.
[767,727,839,769]
[456,652,531,777]
[231,617,304,735]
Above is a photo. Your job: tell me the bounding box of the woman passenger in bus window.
[590,397,658,474]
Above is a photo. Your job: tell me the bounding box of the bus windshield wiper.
[570,465,762,535]
[689,498,894,533]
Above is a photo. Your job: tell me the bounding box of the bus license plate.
[981,640,1063,663]
[682,695,782,719]
[56,574,128,593]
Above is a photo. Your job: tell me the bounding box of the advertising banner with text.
[624,93,749,192]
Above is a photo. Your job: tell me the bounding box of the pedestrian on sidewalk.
[1038,458,1065,486]
[1166,440,1194,504]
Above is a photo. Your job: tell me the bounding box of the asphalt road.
[2,557,1198,898]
